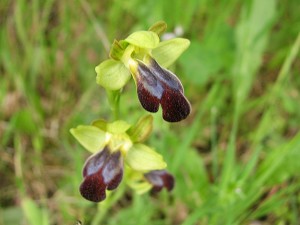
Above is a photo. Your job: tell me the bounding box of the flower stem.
[106,90,121,120]
[91,183,126,225]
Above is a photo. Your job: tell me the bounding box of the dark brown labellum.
[135,57,191,122]
[144,170,175,193]
[79,148,123,202]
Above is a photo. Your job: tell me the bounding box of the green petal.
[127,115,153,142]
[125,31,159,49]
[91,119,107,131]
[152,38,190,68]
[96,59,131,90]
[148,21,167,36]
[70,125,107,153]
[125,144,167,172]
[109,39,128,60]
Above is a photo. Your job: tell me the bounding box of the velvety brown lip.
[80,148,123,202]
[144,170,175,193]
[135,58,191,122]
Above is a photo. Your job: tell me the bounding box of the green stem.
[106,90,121,120]
[91,183,126,225]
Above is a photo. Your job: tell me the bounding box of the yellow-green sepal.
[70,125,107,153]
[152,38,190,68]
[125,144,167,172]
[96,59,131,90]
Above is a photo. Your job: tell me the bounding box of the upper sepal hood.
[125,31,160,49]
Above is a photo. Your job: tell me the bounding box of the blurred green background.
[1,0,300,224]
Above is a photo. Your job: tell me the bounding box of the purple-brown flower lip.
[80,147,123,202]
[134,57,191,122]
[144,170,175,193]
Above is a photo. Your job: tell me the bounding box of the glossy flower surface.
[133,57,191,122]
[80,147,123,202]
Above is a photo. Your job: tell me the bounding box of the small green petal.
[125,31,159,49]
[109,39,128,60]
[92,119,107,131]
[125,144,167,172]
[127,115,153,142]
[96,59,131,90]
[148,21,167,36]
[70,125,107,153]
[152,38,190,68]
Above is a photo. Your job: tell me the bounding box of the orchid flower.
[96,21,191,122]
[71,116,173,202]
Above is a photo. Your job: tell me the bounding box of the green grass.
[1,0,300,224]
